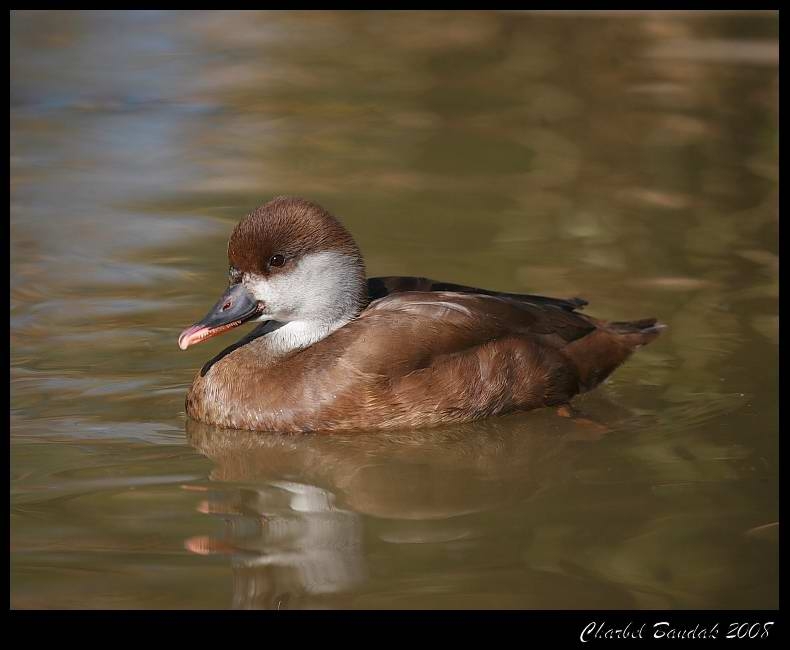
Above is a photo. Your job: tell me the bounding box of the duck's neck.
[264,316,355,355]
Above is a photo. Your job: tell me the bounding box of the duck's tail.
[607,317,667,348]
[561,317,666,392]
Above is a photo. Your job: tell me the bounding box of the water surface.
[10,10,778,609]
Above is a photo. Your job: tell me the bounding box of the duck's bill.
[178,284,263,350]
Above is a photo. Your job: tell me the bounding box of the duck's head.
[178,196,367,352]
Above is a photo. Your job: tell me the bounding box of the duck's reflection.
[184,475,366,609]
[184,409,612,609]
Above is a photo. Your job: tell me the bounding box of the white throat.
[265,317,352,355]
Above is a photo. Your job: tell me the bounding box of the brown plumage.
[179,197,664,433]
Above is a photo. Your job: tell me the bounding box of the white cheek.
[244,275,299,320]
[244,276,266,302]
[243,252,361,325]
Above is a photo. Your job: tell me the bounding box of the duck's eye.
[228,266,242,284]
[269,254,285,268]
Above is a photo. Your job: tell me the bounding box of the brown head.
[179,197,367,352]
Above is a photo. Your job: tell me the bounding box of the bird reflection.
[184,405,620,609]
[183,476,366,609]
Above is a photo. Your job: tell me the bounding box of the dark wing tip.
[609,318,667,334]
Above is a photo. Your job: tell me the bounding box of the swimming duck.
[178,196,664,432]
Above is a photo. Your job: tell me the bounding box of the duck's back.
[188,287,662,432]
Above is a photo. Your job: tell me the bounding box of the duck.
[178,196,664,433]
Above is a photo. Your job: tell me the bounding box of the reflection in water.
[185,479,366,609]
[183,388,777,609]
[185,414,609,609]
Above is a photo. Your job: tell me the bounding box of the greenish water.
[10,10,778,609]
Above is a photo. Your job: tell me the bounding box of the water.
[10,10,778,609]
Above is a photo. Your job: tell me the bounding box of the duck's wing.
[358,290,662,391]
[367,276,587,312]
[306,290,597,428]
[331,290,596,380]
[364,290,596,350]
[299,290,660,430]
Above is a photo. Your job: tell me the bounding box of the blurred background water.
[10,10,778,609]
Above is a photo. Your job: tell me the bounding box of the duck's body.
[180,198,663,433]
